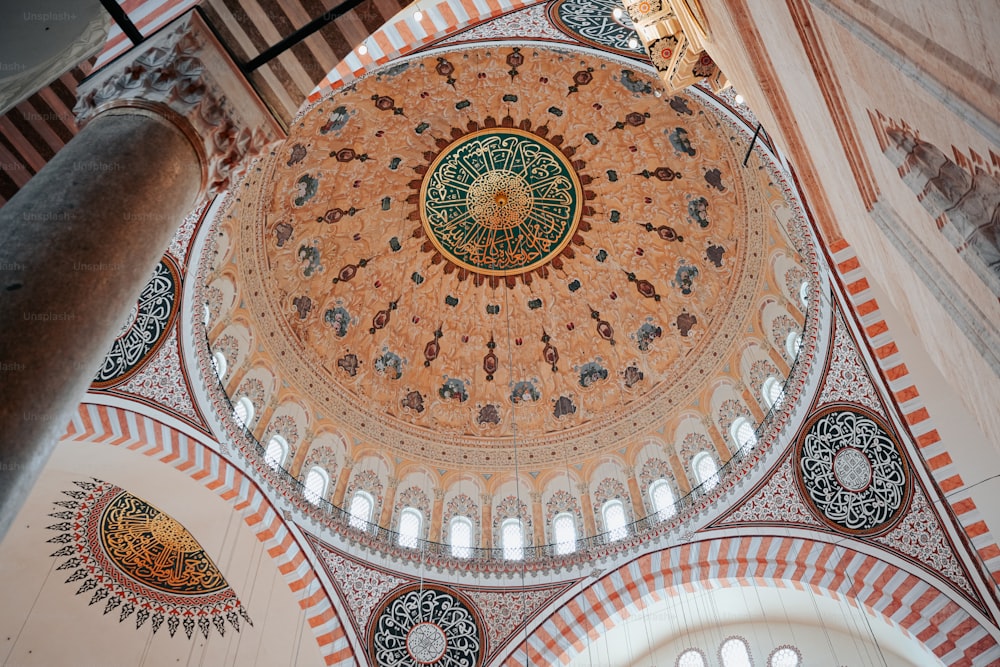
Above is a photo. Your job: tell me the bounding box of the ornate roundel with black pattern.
[92,256,180,388]
[795,406,911,535]
[547,0,648,58]
[370,584,483,667]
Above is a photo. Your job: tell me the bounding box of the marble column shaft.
[0,110,202,538]
[0,9,281,540]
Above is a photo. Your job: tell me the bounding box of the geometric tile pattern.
[61,402,353,666]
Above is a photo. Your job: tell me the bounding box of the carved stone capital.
[74,10,283,195]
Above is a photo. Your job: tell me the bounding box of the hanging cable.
[499,251,531,666]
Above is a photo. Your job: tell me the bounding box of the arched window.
[649,479,676,520]
[397,507,423,548]
[501,518,524,560]
[211,351,228,379]
[602,499,628,541]
[450,516,473,558]
[730,416,758,450]
[762,376,785,409]
[720,637,752,667]
[232,396,254,428]
[677,648,707,667]
[303,466,329,505]
[692,452,718,490]
[552,512,577,555]
[785,331,802,360]
[349,490,375,530]
[203,303,211,327]
[768,646,800,667]
[264,435,288,469]
[799,280,809,307]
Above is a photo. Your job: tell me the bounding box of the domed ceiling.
[226,43,806,471]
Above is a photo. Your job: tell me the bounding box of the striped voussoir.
[500,536,1000,666]
[0,62,93,206]
[307,0,545,101]
[61,401,355,666]
[828,239,1000,587]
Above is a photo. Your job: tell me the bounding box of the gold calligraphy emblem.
[99,491,229,595]
[420,129,582,275]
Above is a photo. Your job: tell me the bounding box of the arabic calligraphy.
[798,409,909,534]
[549,0,648,56]
[420,129,582,275]
[372,586,482,667]
[100,490,230,595]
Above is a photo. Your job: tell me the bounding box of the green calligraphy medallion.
[420,129,582,275]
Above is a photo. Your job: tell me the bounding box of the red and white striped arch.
[306,0,545,102]
[827,239,1000,586]
[500,535,1000,666]
[60,401,355,667]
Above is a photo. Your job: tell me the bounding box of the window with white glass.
[649,479,676,520]
[264,435,288,469]
[449,516,473,558]
[212,351,227,379]
[232,396,254,428]
[203,303,211,327]
[397,507,423,548]
[349,490,375,530]
[552,512,577,555]
[785,331,802,360]
[769,646,800,667]
[677,648,707,667]
[762,376,785,409]
[692,452,718,490]
[720,637,752,667]
[602,499,628,541]
[730,416,758,450]
[799,280,809,307]
[303,466,329,505]
[501,518,525,560]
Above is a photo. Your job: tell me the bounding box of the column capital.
[74,10,283,196]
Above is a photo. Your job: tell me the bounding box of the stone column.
[331,456,355,506]
[704,415,732,463]
[626,474,646,521]
[480,494,493,549]
[379,476,399,527]
[0,10,281,539]
[739,381,766,423]
[577,483,597,536]
[254,394,281,443]
[530,491,545,547]
[429,489,445,543]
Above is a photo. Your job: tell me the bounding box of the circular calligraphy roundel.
[547,0,648,58]
[371,585,483,667]
[420,128,582,276]
[796,406,910,535]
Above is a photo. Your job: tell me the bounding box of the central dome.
[224,44,803,470]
